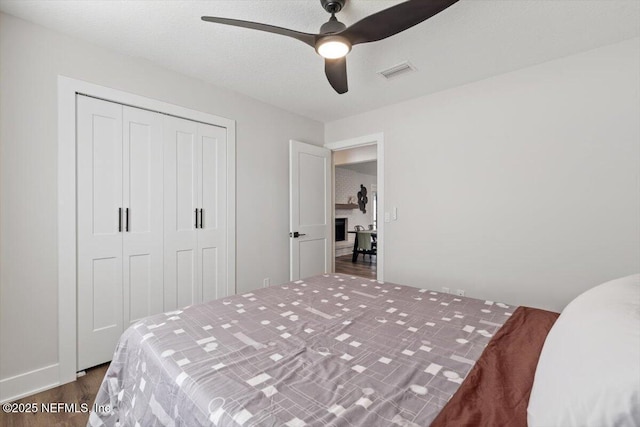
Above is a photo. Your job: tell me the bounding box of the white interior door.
[197,123,229,302]
[289,140,331,280]
[163,115,198,310]
[122,106,164,325]
[77,96,124,370]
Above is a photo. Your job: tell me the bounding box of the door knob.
[289,231,306,238]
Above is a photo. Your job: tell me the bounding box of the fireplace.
[335,218,347,242]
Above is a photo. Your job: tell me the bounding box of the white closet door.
[122,106,164,325]
[197,123,228,301]
[164,115,199,310]
[77,96,124,370]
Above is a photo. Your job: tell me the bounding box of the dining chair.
[354,230,376,262]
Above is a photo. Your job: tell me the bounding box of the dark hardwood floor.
[335,253,377,279]
[0,363,109,427]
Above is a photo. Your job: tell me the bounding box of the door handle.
[289,231,306,238]
[118,208,122,232]
[195,209,198,229]
[125,208,130,232]
[199,208,204,229]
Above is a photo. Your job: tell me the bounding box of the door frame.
[325,133,384,281]
[57,76,236,385]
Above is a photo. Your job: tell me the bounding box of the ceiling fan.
[202,0,459,94]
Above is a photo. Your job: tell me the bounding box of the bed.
[88,273,639,427]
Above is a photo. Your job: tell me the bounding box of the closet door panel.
[201,247,219,302]
[85,108,123,236]
[91,257,121,330]
[198,123,228,301]
[200,132,219,229]
[127,120,152,232]
[122,106,164,324]
[164,116,199,310]
[127,254,152,323]
[176,249,196,308]
[77,96,124,371]
[176,132,197,231]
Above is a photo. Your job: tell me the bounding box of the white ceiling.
[1,0,638,122]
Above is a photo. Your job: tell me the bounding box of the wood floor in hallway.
[335,254,377,279]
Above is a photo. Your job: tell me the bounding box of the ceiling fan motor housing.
[321,0,345,14]
[320,16,347,34]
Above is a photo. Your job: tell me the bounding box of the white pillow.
[527,274,640,427]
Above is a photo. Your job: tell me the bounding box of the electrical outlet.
[456,289,465,297]
[263,278,270,288]
[441,287,450,294]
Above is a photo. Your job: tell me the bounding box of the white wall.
[0,12,323,389]
[334,145,377,166]
[335,167,376,234]
[326,38,640,313]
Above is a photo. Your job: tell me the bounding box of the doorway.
[325,134,384,281]
[334,160,378,278]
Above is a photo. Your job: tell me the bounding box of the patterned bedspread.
[89,274,514,427]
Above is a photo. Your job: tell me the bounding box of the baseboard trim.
[0,363,60,403]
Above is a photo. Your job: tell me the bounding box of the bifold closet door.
[164,116,229,310]
[198,122,228,302]
[122,106,164,326]
[77,97,165,370]
[164,116,199,310]
[77,96,124,371]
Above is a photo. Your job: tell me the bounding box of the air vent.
[377,61,416,80]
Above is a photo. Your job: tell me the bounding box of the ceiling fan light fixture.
[202,0,461,93]
[316,36,351,59]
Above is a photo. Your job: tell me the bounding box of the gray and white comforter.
[89,274,514,427]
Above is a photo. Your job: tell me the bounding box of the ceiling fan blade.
[325,57,348,94]
[202,16,317,47]
[339,0,460,46]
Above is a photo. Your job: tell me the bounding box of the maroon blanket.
[430,306,559,427]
